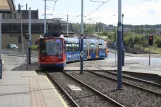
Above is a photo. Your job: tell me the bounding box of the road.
[108,49,161,67]
[1,49,161,70]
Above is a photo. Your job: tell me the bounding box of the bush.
[30,45,38,50]
[156,37,161,47]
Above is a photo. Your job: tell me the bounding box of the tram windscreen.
[40,39,62,55]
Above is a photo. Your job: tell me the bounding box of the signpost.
[28,7,31,64]
[80,0,84,74]
[148,35,153,66]
[117,0,123,90]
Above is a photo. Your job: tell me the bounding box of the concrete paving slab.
[0,71,68,107]
[64,67,80,71]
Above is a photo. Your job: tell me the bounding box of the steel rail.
[46,72,80,107]
[101,70,161,88]
[63,71,125,107]
[87,70,161,97]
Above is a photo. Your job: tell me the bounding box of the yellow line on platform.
[45,76,68,107]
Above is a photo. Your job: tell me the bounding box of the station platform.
[0,71,68,107]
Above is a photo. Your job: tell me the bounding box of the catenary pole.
[0,13,2,79]
[20,6,24,53]
[28,7,31,64]
[44,0,46,34]
[117,0,123,90]
[80,0,84,74]
[67,14,69,36]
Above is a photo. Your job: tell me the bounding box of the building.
[2,4,74,49]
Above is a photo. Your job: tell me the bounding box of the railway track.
[67,70,161,106]
[87,70,161,96]
[47,71,124,107]
[96,66,161,87]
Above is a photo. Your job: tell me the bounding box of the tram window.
[99,44,105,50]
[90,44,95,52]
[71,44,74,52]
[66,44,69,52]
[76,44,79,51]
[84,44,86,51]
[69,44,72,51]
[66,43,72,52]
[74,44,78,51]
[99,44,103,49]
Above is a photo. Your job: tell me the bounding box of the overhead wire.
[51,0,58,17]
[86,0,110,17]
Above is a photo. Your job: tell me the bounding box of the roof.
[2,19,69,24]
[0,0,15,13]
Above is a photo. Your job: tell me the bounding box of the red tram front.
[38,37,66,69]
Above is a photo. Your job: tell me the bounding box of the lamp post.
[19,5,24,54]
[122,14,124,66]
[80,0,84,74]
[117,0,122,90]
[67,14,69,36]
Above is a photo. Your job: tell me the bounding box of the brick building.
[2,5,74,49]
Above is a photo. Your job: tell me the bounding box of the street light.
[122,14,124,66]
[117,0,122,90]
[18,4,25,54]
[80,0,84,74]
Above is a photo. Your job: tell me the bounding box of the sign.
[28,40,32,46]
[118,26,122,31]
[80,51,84,57]
[114,42,116,47]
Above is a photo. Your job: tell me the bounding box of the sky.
[14,0,161,25]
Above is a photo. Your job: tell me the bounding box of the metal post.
[98,23,100,39]
[67,14,69,36]
[93,22,95,33]
[28,7,31,64]
[117,0,122,90]
[20,6,24,53]
[122,14,124,66]
[80,0,84,74]
[0,14,2,79]
[86,23,87,34]
[133,26,134,48]
[44,0,46,34]
[149,45,150,66]
[115,27,117,67]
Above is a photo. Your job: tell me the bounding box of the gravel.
[49,72,119,107]
[67,71,161,107]
[94,71,161,94]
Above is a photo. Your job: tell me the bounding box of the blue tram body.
[38,36,108,69]
[64,37,108,62]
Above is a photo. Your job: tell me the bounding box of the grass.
[144,46,161,54]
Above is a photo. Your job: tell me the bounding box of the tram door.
[90,43,96,59]
[83,43,87,60]
[87,43,91,59]
[96,43,99,58]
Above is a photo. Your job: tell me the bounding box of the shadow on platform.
[11,62,39,71]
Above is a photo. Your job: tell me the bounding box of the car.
[7,44,18,49]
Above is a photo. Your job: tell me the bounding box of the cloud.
[39,0,161,25]
[87,0,161,25]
